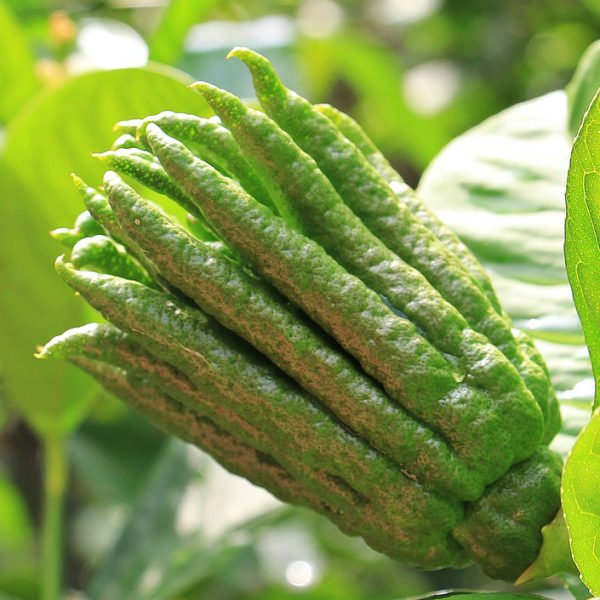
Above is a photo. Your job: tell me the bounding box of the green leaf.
[86,439,196,598]
[0,470,36,600]
[0,470,34,558]
[68,407,167,503]
[565,87,600,411]
[0,64,209,435]
[567,40,600,137]
[86,435,292,600]
[562,408,600,595]
[0,1,39,125]
[418,90,592,409]
[86,438,211,600]
[149,0,219,66]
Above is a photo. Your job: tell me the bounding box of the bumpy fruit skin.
[101,173,488,502]
[39,48,562,581]
[224,47,560,445]
[453,447,563,580]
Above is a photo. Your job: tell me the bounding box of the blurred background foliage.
[1,0,599,598]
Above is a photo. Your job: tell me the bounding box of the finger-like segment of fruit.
[41,323,290,462]
[452,447,563,581]
[67,353,337,513]
[512,329,561,441]
[39,324,363,517]
[40,324,359,520]
[71,174,175,294]
[135,111,282,217]
[113,118,142,136]
[39,324,273,450]
[54,259,464,545]
[94,148,183,203]
[146,125,544,485]
[42,322,469,567]
[93,148,217,241]
[227,48,557,442]
[103,171,490,501]
[111,133,147,151]
[71,174,126,245]
[314,102,501,311]
[44,323,468,568]
[71,235,155,286]
[50,210,105,249]
[75,210,105,238]
[67,346,466,567]
[50,227,81,248]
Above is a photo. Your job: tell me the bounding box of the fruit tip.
[226,46,248,60]
[34,344,47,359]
[189,81,216,96]
[113,118,142,133]
[102,170,121,187]
[227,46,266,65]
[144,122,164,146]
[55,253,76,276]
[55,254,70,278]
[91,151,109,161]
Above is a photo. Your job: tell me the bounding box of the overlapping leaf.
[565,87,600,411]
[562,409,600,595]
[562,77,600,596]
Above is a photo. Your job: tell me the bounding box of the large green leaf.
[0,64,208,435]
[149,0,219,66]
[562,78,600,595]
[418,90,592,414]
[86,439,200,600]
[85,439,277,600]
[562,408,600,594]
[0,1,38,125]
[567,40,600,137]
[68,407,167,503]
[565,87,600,410]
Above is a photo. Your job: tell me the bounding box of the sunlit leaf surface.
[0,2,38,125]
[565,87,600,411]
[562,408,600,595]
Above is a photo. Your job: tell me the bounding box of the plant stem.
[41,432,67,600]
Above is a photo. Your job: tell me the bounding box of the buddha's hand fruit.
[39,48,562,582]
